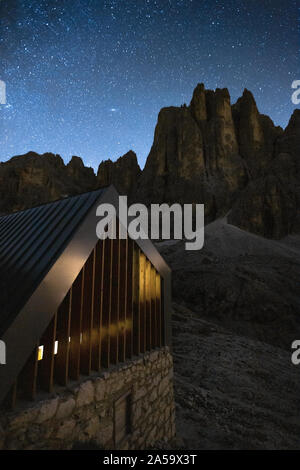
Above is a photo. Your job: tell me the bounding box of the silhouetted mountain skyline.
[1,84,299,240]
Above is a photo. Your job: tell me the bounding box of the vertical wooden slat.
[101,238,112,368]
[118,238,127,362]
[145,259,151,351]
[18,345,39,400]
[38,312,57,392]
[132,244,140,356]
[150,266,156,349]
[161,277,165,346]
[125,238,133,359]
[69,269,84,380]
[55,291,72,386]
[91,240,104,371]
[80,250,95,375]
[156,273,162,348]
[110,231,120,365]
[139,252,146,353]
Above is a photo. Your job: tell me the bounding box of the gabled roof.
[0,188,105,336]
[0,185,171,404]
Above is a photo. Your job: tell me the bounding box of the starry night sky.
[0,0,299,170]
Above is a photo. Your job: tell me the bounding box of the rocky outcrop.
[0,151,97,214]
[232,89,283,179]
[66,155,95,183]
[135,83,298,238]
[0,85,298,239]
[0,150,141,215]
[277,108,300,158]
[229,109,300,238]
[97,150,141,198]
[136,84,247,221]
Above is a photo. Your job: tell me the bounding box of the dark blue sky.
[0,0,299,170]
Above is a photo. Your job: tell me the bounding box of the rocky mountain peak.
[97,150,141,197]
[0,83,298,240]
[241,87,257,105]
[8,151,65,169]
[190,82,207,122]
[136,83,245,217]
[67,155,85,170]
[0,151,96,214]
[284,108,300,135]
[232,87,283,179]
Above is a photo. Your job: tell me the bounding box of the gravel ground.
[172,303,300,450]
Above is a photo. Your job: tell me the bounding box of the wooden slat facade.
[132,243,140,356]
[38,312,57,392]
[80,250,95,375]
[119,238,127,362]
[6,236,165,408]
[125,239,133,359]
[17,344,39,401]
[110,235,120,365]
[69,270,84,381]
[101,238,112,369]
[91,241,104,372]
[55,291,72,385]
[139,252,146,354]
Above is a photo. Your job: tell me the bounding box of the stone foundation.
[0,347,175,450]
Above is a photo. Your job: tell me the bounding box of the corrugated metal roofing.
[0,188,105,335]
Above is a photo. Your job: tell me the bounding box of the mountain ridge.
[0,83,299,239]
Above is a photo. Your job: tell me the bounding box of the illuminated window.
[38,345,44,361]
[54,340,58,355]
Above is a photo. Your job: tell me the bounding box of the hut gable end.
[0,186,171,409]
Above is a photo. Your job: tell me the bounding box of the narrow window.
[38,345,44,361]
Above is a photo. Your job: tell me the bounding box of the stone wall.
[0,347,175,450]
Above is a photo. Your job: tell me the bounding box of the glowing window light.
[54,340,58,355]
[68,336,71,343]
[38,345,44,361]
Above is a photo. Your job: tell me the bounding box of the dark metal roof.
[0,188,105,336]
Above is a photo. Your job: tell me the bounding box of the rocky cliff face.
[97,150,141,197]
[135,84,298,238]
[136,84,248,221]
[0,151,97,214]
[0,150,140,214]
[0,84,299,239]
[232,89,283,178]
[228,109,300,238]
